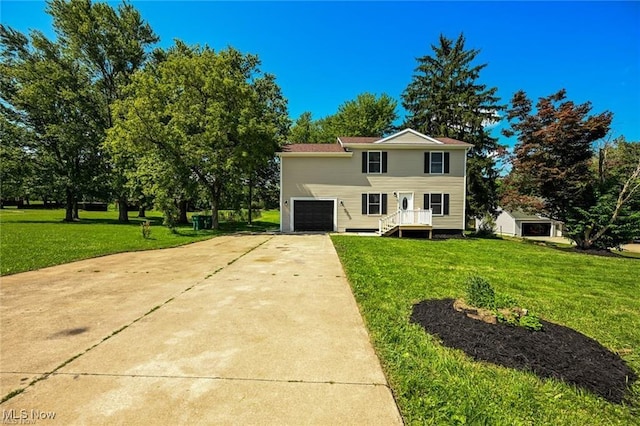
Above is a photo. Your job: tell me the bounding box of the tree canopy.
[402,33,504,220]
[289,92,398,143]
[502,89,640,249]
[107,42,289,228]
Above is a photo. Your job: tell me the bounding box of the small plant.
[475,214,496,237]
[465,275,496,309]
[518,314,543,331]
[141,220,151,239]
[464,275,542,331]
[495,292,519,309]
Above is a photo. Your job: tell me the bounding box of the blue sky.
[2,1,639,147]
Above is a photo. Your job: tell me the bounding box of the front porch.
[379,209,433,238]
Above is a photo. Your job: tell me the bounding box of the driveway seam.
[0,236,273,404]
[6,371,390,388]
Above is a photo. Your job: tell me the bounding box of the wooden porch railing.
[379,209,432,235]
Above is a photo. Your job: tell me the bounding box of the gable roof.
[281,143,345,153]
[337,129,472,147]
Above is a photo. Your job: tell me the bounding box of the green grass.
[0,207,279,275]
[331,235,640,425]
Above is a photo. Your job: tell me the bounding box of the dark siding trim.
[444,194,450,215]
[424,193,430,209]
[382,152,388,173]
[444,152,450,174]
[424,152,430,173]
[362,152,368,173]
[382,193,388,214]
[361,194,367,214]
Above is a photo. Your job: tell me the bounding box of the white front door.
[398,192,413,224]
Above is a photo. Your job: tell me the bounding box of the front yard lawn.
[0,207,279,275]
[332,235,639,425]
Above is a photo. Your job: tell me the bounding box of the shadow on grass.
[509,236,640,260]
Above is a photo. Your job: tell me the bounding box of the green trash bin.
[202,216,212,229]
[192,214,202,230]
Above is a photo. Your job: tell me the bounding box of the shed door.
[522,222,552,237]
[293,200,334,232]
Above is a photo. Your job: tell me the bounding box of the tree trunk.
[73,199,79,220]
[178,200,188,224]
[64,189,74,222]
[118,196,129,223]
[210,189,220,230]
[138,206,146,218]
[248,177,253,225]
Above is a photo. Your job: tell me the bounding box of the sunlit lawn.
[332,235,640,425]
[0,207,279,275]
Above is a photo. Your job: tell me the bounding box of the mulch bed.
[410,299,637,404]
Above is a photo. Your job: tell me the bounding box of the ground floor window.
[424,193,450,216]
[361,193,388,215]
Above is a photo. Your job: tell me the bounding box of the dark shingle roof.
[434,137,471,146]
[338,137,380,144]
[282,143,345,153]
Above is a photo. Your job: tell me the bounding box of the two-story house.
[277,128,472,237]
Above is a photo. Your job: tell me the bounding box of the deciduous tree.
[108,42,288,229]
[0,26,107,221]
[289,93,398,143]
[502,89,640,249]
[48,0,158,222]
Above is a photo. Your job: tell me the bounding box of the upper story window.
[424,152,450,174]
[362,151,388,174]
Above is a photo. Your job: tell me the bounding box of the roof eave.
[341,143,472,149]
[277,152,353,158]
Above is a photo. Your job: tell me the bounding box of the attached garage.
[293,200,335,232]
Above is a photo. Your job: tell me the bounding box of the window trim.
[367,150,383,174]
[430,151,445,175]
[367,192,383,216]
[429,192,444,216]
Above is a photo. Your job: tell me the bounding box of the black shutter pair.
[424,152,450,173]
[361,152,388,173]
[361,193,388,215]
[423,194,450,215]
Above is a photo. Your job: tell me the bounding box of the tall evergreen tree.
[402,33,504,220]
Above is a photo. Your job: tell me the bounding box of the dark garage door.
[522,222,552,237]
[294,200,334,232]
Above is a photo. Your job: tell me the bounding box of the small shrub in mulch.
[410,298,637,404]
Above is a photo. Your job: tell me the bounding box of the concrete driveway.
[0,235,401,424]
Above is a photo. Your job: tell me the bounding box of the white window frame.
[367,192,383,216]
[367,151,382,174]
[429,192,444,216]
[430,151,444,175]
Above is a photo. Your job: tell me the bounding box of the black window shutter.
[424,152,430,173]
[361,194,368,214]
[444,194,450,215]
[382,152,388,173]
[382,193,387,214]
[362,152,368,173]
[444,152,450,174]
[424,194,430,209]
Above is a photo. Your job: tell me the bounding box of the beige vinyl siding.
[281,148,466,232]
